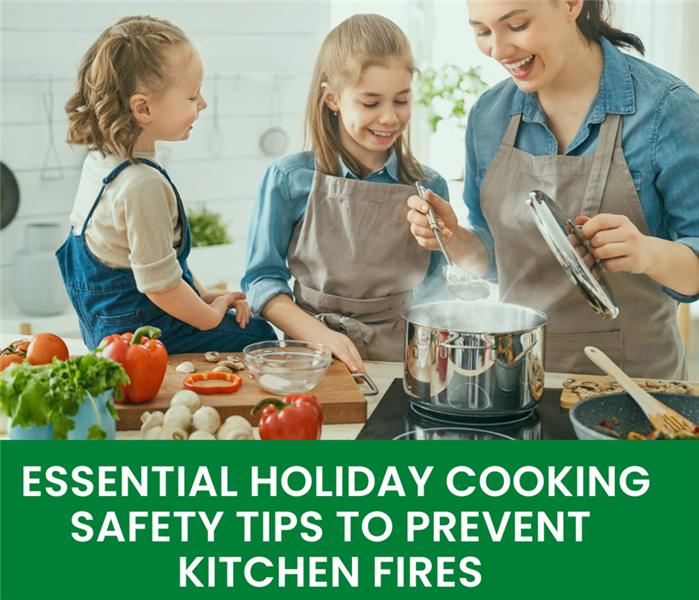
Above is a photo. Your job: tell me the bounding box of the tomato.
[26,333,69,365]
[0,354,24,371]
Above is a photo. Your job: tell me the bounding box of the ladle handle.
[416,182,454,266]
[583,346,662,416]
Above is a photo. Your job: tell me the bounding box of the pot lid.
[525,190,619,320]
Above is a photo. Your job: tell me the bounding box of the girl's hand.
[577,213,653,275]
[228,293,251,329]
[407,189,459,250]
[200,288,229,304]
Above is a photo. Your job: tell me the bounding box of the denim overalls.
[56,158,276,353]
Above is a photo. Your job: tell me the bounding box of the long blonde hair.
[304,14,429,184]
[66,16,190,162]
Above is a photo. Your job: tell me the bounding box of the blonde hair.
[66,16,191,162]
[304,14,429,184]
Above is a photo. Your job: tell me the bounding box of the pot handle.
[352,373,379,396]
[440,339,497,350]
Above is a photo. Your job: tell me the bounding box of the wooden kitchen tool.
[584,346,697,435]
[114,352,367,431]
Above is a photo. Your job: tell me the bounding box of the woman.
[408,0,699,379]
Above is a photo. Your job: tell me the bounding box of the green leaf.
[187,203,232,247]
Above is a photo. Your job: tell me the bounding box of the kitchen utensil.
[403,300,548,419]
[415,182,490,301]
[243,340,333,394]
[394,427,514,440]
[0,162,20,230]
[114,351,369,429]
[583,346,696,435]
[569,391,699,440]
[207,74,225,155]
[40,78,64,181]
[526,190,618,319]
[559,372,699,410]
[259,83,288,157]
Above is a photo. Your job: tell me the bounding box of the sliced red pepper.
[251,393,323,440]
[183,372,242,395]
[98,326,168,403]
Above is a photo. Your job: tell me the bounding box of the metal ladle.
[415,182,490,301]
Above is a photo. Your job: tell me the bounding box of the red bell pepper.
[251,393,323,440]
[98,326,168,403]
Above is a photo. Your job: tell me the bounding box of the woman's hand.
[567,215,601,281]
[406,188,459,250]
[314,329,367,375]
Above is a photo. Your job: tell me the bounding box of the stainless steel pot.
[403,301,548,419]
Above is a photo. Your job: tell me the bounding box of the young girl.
[408,0,699,379]
[242,14,451,374]
[57,16,275,353]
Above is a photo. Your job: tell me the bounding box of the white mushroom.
[140,411,164,439]
[189,430,216,440]
[164,404,193,431]
[176,361,196,373]
[144,426,163,440]
[159,427,189,440]
[224,428,255,441]
[205,351,221,362]
[170,390,202,413]
[192,406,221,434]
[217,415,253,440]
[212,365,234,374]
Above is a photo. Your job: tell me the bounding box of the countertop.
[0,334,568,440]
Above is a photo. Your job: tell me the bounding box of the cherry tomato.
[26,333,69,365]
[0,354,24,371]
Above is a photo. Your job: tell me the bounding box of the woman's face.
[466,0,584,93]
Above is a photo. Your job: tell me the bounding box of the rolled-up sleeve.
[242,163,299,317]
[463,105,498,282]
[653,85,699,302]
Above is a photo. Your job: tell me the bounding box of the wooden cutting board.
[114,353,367,431]
[559,373,698,409]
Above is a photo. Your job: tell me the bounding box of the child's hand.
[228,293,251,329]
[200,288,229,304]
[406,189,459,249]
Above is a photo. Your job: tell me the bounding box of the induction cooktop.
[355,379,577,440]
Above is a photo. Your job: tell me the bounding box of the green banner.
[1,441,698,600]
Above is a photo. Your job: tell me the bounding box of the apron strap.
[501,113,522,148]
[580,113,621,216]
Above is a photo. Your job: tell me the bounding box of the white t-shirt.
[69,151,184,293]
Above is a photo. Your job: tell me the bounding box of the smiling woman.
[406,0,699,379]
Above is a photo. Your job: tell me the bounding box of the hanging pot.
[1,162,20,230]
[403,301,548,419]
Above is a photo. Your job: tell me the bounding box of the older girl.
[243,14,450,373]
[58,16,275,352]
[408,0,699,378]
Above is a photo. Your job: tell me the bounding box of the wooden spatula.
[584,346,696,436]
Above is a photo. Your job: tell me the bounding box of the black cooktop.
[356,379,577,440]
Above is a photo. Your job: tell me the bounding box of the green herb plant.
[187,203,232,248]
[416,63,488,133]
[0,352,129,440]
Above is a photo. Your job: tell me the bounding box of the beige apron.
[480,112,687,379]
[288,170,431,361]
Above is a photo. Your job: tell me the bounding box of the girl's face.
[467,0,583,94]
[325,59,412,171]
[138,46,207,149]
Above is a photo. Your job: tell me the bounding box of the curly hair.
[304,14,429,185]
[65,16,190,162]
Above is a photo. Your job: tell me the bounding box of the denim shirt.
[242,150,450,317]
[464,37,699,302]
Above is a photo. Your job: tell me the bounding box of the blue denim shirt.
[464,37,699,302]
[243,150,450,317]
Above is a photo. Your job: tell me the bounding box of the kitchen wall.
[0,0,329,336]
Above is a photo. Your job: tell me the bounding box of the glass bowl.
[243,341,332,395]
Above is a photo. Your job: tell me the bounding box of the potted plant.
[0,351,128,440]
[186,203,238,289]
[416,63,487,180]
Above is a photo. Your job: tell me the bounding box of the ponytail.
[576,0,645,55]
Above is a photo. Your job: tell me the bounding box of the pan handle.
[352,373,378,396]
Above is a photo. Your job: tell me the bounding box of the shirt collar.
[509,36,636,126]
[338,148,399,181]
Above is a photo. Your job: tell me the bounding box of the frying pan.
[569,392,699,440]
[1,162,20,230]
